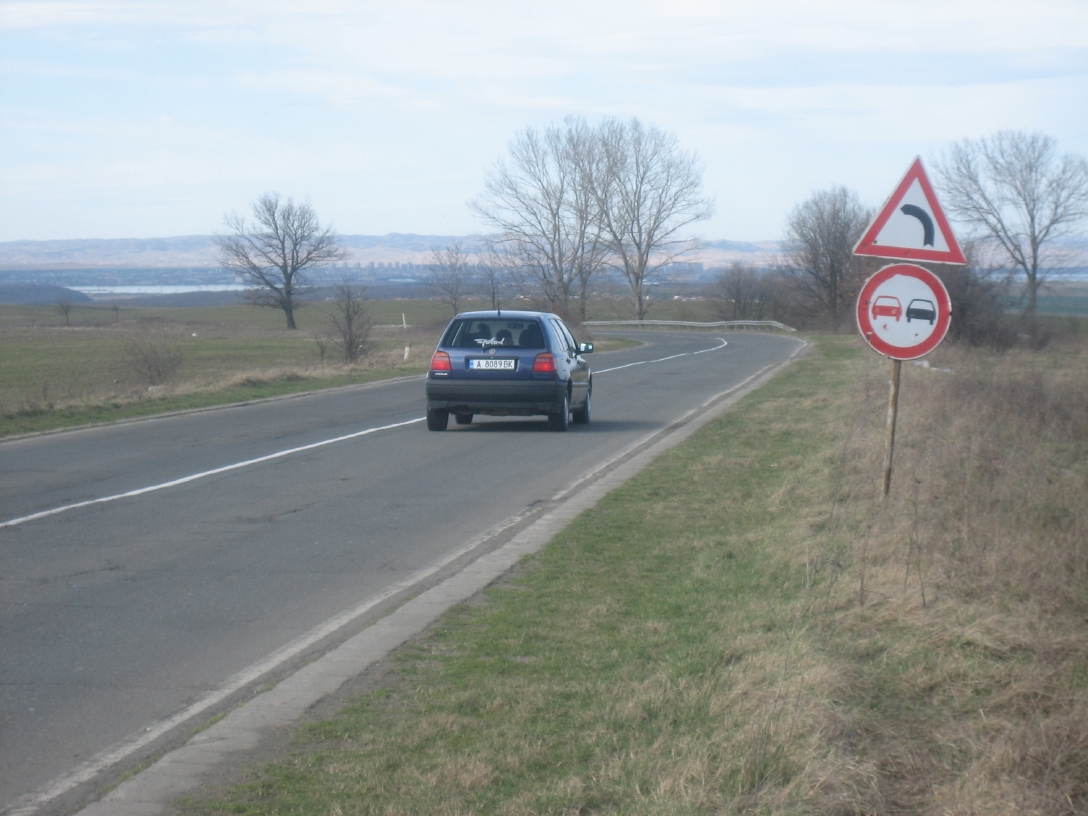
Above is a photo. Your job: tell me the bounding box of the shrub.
[123,335,183,385]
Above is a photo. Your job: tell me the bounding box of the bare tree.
[560,119,612,321]
[428,240,475,315]
[471,118,609,319]
[477,236,511,310]
[215,193,347,329]
[783,187,872,324]
[327,280,372,363]
[937,239,1014,347]
[936,131,1088,317]
[709,262,772,320]
[55,300,73,327]
[593,118,714,320]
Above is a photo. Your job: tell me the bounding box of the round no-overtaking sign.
[856,263,951,360]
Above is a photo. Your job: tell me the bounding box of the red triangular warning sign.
[854,157,966,265]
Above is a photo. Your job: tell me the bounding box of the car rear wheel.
[548,393,570,432]
[454,413,473,425]
[572,391,590,425]
[426,408,449,431]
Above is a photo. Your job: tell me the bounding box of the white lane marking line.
[594,338,727,373]
[0,417,424,530]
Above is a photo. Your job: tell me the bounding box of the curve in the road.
[0,337,728,531]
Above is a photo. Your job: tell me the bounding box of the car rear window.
[442,318,546,349]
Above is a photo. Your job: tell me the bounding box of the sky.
[1,0,1086,243]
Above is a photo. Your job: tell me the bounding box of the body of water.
[73,285,248,296]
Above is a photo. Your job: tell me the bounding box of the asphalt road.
[0,330,802,814]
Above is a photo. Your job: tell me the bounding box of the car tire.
[572,390,590,425]
[547,393,570,432]
[454,413,473,425]
[426,408,449,431]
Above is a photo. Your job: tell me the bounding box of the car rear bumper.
[426,379,567,416]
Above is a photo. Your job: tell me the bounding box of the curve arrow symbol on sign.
[899,204,934,247]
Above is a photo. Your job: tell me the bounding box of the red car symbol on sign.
[871,295,902,321]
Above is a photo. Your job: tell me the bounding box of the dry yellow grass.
[760,337,1088,814]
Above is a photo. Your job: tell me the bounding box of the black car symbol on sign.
[906,298,936,325]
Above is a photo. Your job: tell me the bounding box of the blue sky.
[1,0,1086,242]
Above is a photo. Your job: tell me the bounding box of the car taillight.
[430,351,452,372]
[532,353,557,374]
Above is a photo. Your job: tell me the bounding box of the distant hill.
[0,284,93,305]
[0,236,221,268]
[0,233,783,270]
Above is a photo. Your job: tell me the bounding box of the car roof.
[452,310,554,320]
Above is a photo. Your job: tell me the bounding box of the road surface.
[0,330,802,814]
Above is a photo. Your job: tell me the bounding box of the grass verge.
[178,332,1088,815]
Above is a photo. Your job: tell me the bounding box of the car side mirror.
[578,342,594,354]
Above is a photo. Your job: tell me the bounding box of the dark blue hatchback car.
[425,310,593,431]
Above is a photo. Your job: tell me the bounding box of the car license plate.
[469,358,516,370]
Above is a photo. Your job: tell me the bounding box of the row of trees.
[708,243,1012,346]
[215,129,1086,337]
[746,131,1088,331]
[215,117,714,329]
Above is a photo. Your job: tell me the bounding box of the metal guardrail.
[583,319,797,333]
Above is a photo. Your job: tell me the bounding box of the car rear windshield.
[442,318,546,350]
